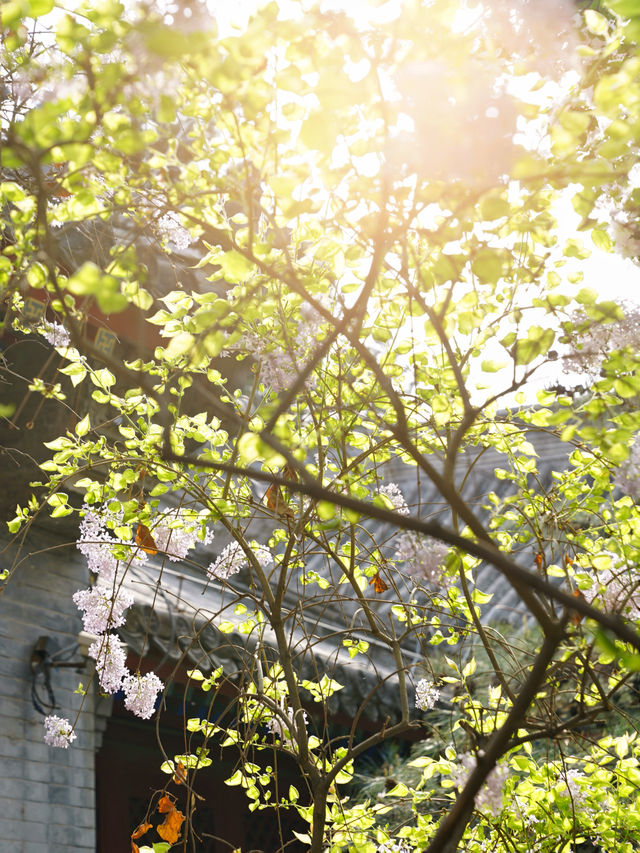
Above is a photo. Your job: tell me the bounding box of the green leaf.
[164,332,195,361]
[584,9,609,34]
[481,359,507,373]
[75,413,91,437]
[1,0,24,28]
[66,262,128,314]
[513,327,555,365]
[591,228,614,252]
[317,501,336,520]
[299,112,337,154]
[217,250,254,282]
[479,196,510,220]
[576,287,598,305]
[157,94,176,123]
[471,248,505,284]
[607,0,640,18]
[30,0,54,14]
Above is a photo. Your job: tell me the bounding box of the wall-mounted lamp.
[30,632,97,715]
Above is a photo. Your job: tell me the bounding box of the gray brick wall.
[0,527,98,853]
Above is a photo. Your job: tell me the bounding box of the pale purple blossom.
[77,506,119,582]
[562,768,589,808]
[449,753,508,817]
[73,581,134,635]
[614,435,640,501]
[157,213,193,253]
[39,321,70,348]
[224,306,322,395]
[122,672,164,720]
[7,69,33,103]
[415,678,439,711]
[267,703,308,747]
[259,348,300,394]
[225,332,298,393]
[380,483,410,516]
[563,305,640,379]
[43,715,76,748]
[300,302,322,326]
[89,633,129,694]
[611,217,640,263]
[207,542,272,581]
[584,556,640,620]
[153,515,213,562]
[394,533,450,586]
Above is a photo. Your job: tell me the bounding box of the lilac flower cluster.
[43,715,77,748]
[156,213,193,253]
[73,505,142,635]
[122,673,165,720]
[266,702,308,747]
[394,533,450,586]
[207,541,273,581]
[225,305,322,395]
[76,506,120,581]
[39,321,70,348]
[414,678,440,711]
[153,511,214,562]
[53,505,164,746]
[380,483,410,516]
[584,556,640,620]
[72,583,134,634]
[562,769,589,808]
[89,634,129,693]
[258,348,301,395]
[563,305,640,379]
[376,842,414,853]
[611,217,640,263]
[449,753,508,817]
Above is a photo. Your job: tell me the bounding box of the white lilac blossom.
[153,516,214,563]
[562,769,589,808]
[39,321,70,348]
[88,633,129,694]
[73,581,134,635]
[225,307,322,395]
[449,753,508,817]
[122,672,164,720]
[394,532,450,586]
[513,795,541,829]
[259,348,300,395]
[376,843,413,853]
[156,213,193,253]
[380,483,410,516]
[613,435,640,501]
[76,505,119,582]
[415,678,440,711]
[225,332,298,393]
[207,542,273,581]
[43,715,76,748]
[563,305,640,379]
[611,217,640,263]
[584,558,640,620]
[267,703,308,747]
